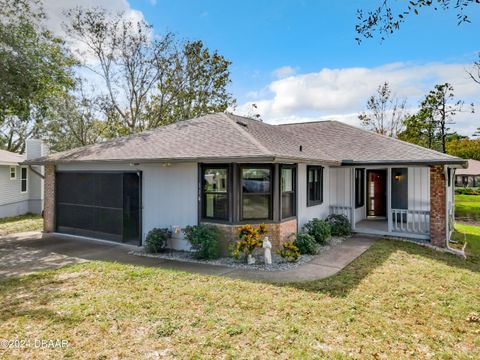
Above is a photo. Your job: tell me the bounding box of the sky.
[43,0,480,135]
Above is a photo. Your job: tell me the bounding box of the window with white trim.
[20,167,28,193]
[9,166,16,180]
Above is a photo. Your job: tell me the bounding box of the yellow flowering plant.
[231,224,268,260]
[277,241,300,262]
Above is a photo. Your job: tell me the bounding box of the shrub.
[325,214,351,237]
[184,224,220,260]
[303,218,331,244]
[294,233,319,255]
[145,228,172,253]
[232,224,268,261]
[455,187,480,195]
[277,241,301,262]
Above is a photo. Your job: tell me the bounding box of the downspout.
[29,165,44,179]
[444,166,465,257]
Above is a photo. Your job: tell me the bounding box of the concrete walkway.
[0,232,377,283]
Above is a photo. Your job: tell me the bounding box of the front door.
[367,170,387,217]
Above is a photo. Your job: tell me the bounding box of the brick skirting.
[202,219,298,256]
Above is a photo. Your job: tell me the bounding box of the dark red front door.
[367,170,387,217]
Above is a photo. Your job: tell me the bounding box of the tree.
[147,40,235,126]
[358,81,407,137]
[0,0,76,152]
[467,53,480,85]
[64,7,234,136]
[398,83,472,152]
[355,0,479,43]
[446,138,480,159]
[41,81,109,152]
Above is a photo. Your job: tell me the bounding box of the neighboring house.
[0,139,47,218]
[25,113,466,252]
[455,159,480,187]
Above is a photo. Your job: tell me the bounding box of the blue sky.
[47,0,480,134]
[130,0,480,105]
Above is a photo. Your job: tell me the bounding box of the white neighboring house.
[0,139,47,218]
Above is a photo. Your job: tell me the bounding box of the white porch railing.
[330,205,353,222]
[391,209,430,234]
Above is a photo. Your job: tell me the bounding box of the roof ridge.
[220,113,273,156]
[328,120,464,161]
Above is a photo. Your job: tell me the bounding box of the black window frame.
[280,165,296,219]
[306,165,323,207]
[355,168,365,208]
[201,164,231,221]
[20,166,27,193]
[240,164,273,221]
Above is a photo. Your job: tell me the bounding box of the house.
[0,139,46,218]
[25,113,466,252]
[454,159,480,187]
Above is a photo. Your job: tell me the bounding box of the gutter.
[341,159,467,167]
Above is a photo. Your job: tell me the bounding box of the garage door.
[56,172,141,244]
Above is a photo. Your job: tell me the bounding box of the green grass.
[451,223,480,258]
[0,214,43,236]
[455,194,480,222]
[1,240,479,359]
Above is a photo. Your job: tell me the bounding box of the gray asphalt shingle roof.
[456,159,480,175]
[0,149,25,165]
[26,113,466,166]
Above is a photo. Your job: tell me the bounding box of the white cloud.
[237,62,480,136]
[272,66,297,79]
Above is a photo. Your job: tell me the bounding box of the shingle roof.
[0,149,25,165]
[25,113,466,166]
[455,159,480,175]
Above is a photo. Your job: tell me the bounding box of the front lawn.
[0,214,43,236]
[451,223,480,258]
[1,240,479,359]
[455,194,480,222]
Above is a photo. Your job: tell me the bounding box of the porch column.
[43,163,56,233]
[429,165,447,248]
[387,168,392,232]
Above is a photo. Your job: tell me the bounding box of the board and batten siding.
[407,167,430,211]
[56,162,198,250]
[296,163,331,229]
[329,167,352,207]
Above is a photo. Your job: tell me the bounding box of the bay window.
[281,166,296,219]
[241,167,272,220]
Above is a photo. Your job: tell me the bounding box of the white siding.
[0,165,30,217]
[57,162,198,250]
[408,167,430,211]
[329,167,352,207]
[297,164,330,229]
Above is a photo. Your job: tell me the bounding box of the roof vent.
[299,145,303,152]
[236,121,248,128]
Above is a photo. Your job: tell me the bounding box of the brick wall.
[430,165,447,248]
[203,219,298,256]
[43,164,55,233]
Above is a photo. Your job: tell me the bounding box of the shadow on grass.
[287,239,480,298]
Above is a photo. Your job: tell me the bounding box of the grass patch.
[0,214,43,236]
[0,240,479,358]
[451,223,480,258]
[455,194,480,222]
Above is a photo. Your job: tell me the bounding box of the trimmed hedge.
[184,224,220,260]
[294,233,319,255]
[303,218,331,245]
[145,228,172,253]
[325,214,351,237]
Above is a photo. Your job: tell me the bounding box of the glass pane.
[204,168,227,192]
[242,195,270,219]
[467,176,474,187]
[242,168,271,193]
[204,193,228,219]
[281,168,293,192]
[282,192,294,218]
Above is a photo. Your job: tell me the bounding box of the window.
[241,167,272,220]
[355,168,365,208]
[20,167,27,193]
[202,166,229,220]
[307,166,323,206]
[9,166,16,180]
[281,166,296,219]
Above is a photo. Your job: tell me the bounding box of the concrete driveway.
[0,232,376,282]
